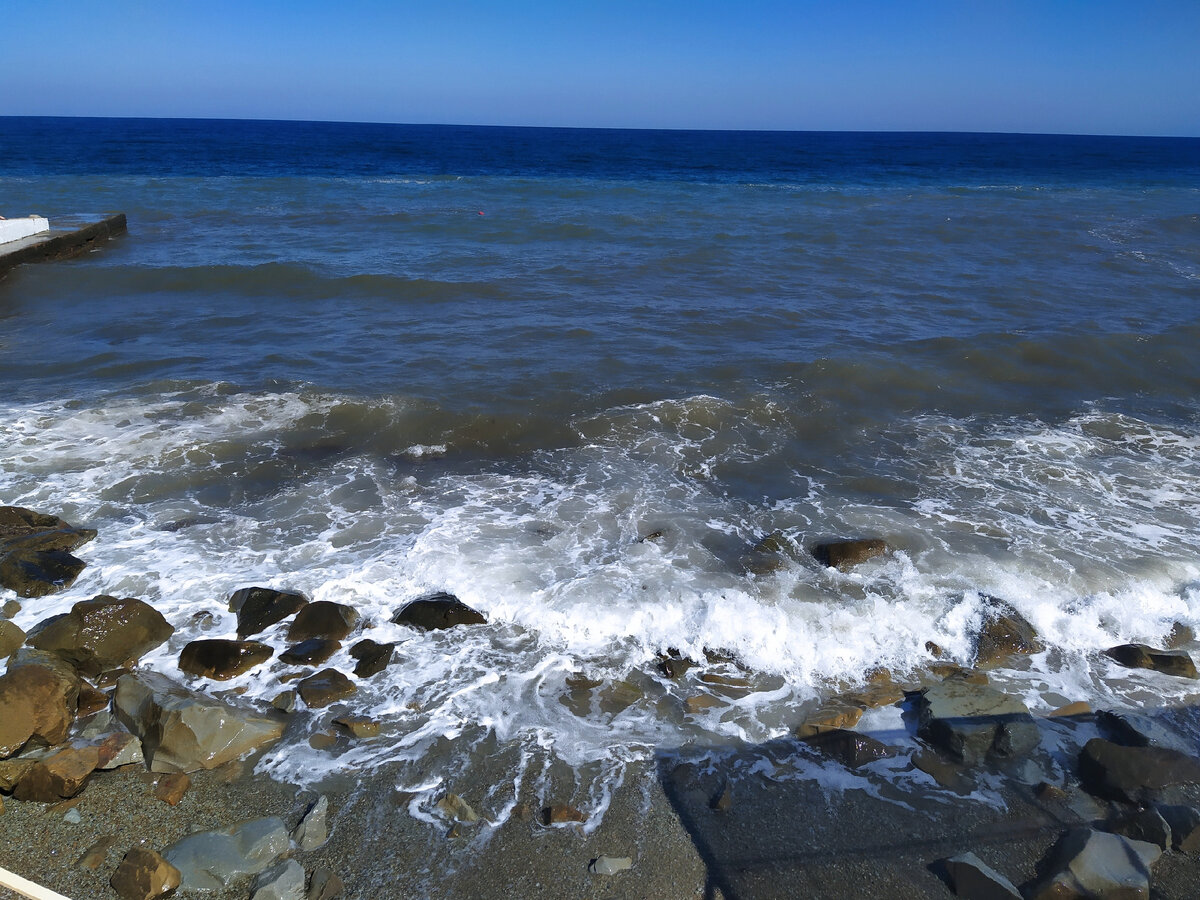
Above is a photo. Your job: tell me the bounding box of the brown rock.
[912,749,972,793]
[77,681,111,717]
[801,728,896,768]
[1166,622,1195,649]
[0,619,25,658]
[178,639,273,680]
[287,601,360,642]
[110,846,181,900]
[811,538,889,570]
[0,507,96,597]
[1048,701,1093,718]
[76,835,118,870]
[0,506,96,551]
[297,668,357,708]
[308,866,344,900]
[2,599,21,618]
[0,758,37,790]
[309,731,338,750]
[349,639,394,677]
[1104,643,1198,678]
[279,639,341,666]
[26,595,174,677]
[230,586,309,638]
[390,592,486,630]
[975,600,1044,667]
[95,731,144,769]
[684,694,721,713]
[333,716,380,738]
[658,651,695,680]
[542,803,586,825]
[795,700,864,738]
[13,745,101,802]
[154,772,191,806]
[0,662,79,757]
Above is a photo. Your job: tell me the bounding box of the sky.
[3,1,1199,135]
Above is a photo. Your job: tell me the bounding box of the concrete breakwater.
[0,213,126,277]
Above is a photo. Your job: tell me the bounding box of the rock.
[801,728,896,768]
[974,600,1044,667]
[1028,828,1159,900]
[0,619,25,658]
[179,639,274,680]
[684,694,721,713]
[436,793,479,824]
[280,639,341,666]
[1096,709,1194,753]
[164,816,291,891]
[231,587,310,639]
[286,601,360,642]
[1112,807,1173,851]
[941,851,1021,900]
[333,716,379,739]
[0,506,96,597]
[1048,701,1092,718]
[1078,738,1200,803]
[795,700,864,738]
[0,662,78,757]
[12,745,101,802]
[349,639,394,677]
[917,679,1040,765]
[810,538,889,570]
[543,804,586,825]
[391,592,486,630]
[911,750,973,794]
[26,595,175,677]
[114,671,284,773]
[293,795,329,850]
[251,859,306,900]
[109,847,182,900]
[1157,804,1200,852]
[1104,643,1198,678]
[297,669,356,708]
[95,731,145,769]
[307,867,344,900]
[589,856,633,875]
[2,599,20,618]
[76,681,111,717]
[710,781,733,812]
[308,732,337,750]
[1166,622,1195,649]
[657,650,695,679]
[76,835,118,870]
[0,758,37,791]
[272,690,298,712]
[0,506,96,552]
[154,772,191,806]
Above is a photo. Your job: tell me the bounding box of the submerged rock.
[801,728,895,768]
[917,679,1040,765]
[543,804,586,825]
[810,538,889,571]
[27,595,175,677]
[179,639,274,680]
[1104,643,1198,679]
[1028,828,1159,900]
[436,793,480,824]
[231,586,309,639]
[114,670,284,773]
[941,851,1021,900]
[165,817,290,891]
[297,669,356,708]
[287,601,360,642]
[110,847,182,900]
[1078,738,1200,803]
[391,592,486,630]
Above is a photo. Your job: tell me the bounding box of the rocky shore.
[3,505,1200,899]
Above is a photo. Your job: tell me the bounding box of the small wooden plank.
[0,213,127,276]
[0,866,74,900]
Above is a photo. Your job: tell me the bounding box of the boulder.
[231,587,309,639]
[0,506,96,597]
[297,669,356,708]
[0,506,96,551]
[109,847,182,900]
[293,795,329,850]
[1157,804,1200,853]
[1078,738,1200,803]
[307,867,344,900]
[114,671,284,773]
[1028,828,1159,900]
[279,639,341,666]
[349,639,394,677]
[810,538,889,571]
[0,662,79,757]
[165,816,290,891]
[286,601,360,642]
[974,600,1043,667]
[26,595,174,677]
[12,745,101,802]
[1096,709,1194,753]
[178,639,273,680]
[391,592,486,630]
[941,851,1021,900]
[0,619,25,658]
[800,728,895,768]
[917,679,1040,765]
[1112,807,1173,851]
[1104,643,1198,679]
[251,859,306,900]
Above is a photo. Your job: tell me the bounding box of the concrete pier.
[0,213,127,277]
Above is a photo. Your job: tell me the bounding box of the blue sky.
[4,1,1198,135]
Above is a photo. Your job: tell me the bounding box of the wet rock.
[1104,643,1198,678]
[917,679,1040,765]
[974,599,1044,667]
[710,781,733,812]
[811,538,889,570]
[657,650,695,680]
[307,867,344,900]
[0,619,25,658]
[308,732,337,750]
[280,639,341,666]
[2,599,20,618]
[251,859,306,900]
[1112,806,1173,851]
[165,816,291,891]
[0,506,96,597]
[911,750,973,794]
[294,794,330,850]
[684,694,722,713]
[589,856,633,875]
[333,716,379,739]
[297,669,356,708]
[1078,738,1200,803]
[795,700,864,738]
[77,681,110,717]
[436,793,479,824]
[95,731,145,769]
[110,847,182,900]
[741,531,796,574]
[1166,622,1195,649]
[179,639,274,680]
[391,592,486,630]
[941,851,1021,899]
[154,772,191,806]
[287,601,360,642]
[231,587,309,639]
[0,758,37,791]
[597,679,644,715]
[0,506,96,551]
[1028,828,1159,900]
[1096,709,1194,753]
[801,728,896,768]
[543,804,586,825]
[1157,804,1200,852]
[1047,701,1092,718]
[12,745,101,802]
[26,595,174,677]
[271,690,298,713]
[0,662,79,757]
[349,639,394,677]
[114,670,285,773]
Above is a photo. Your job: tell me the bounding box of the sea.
[2,117,1200,823]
